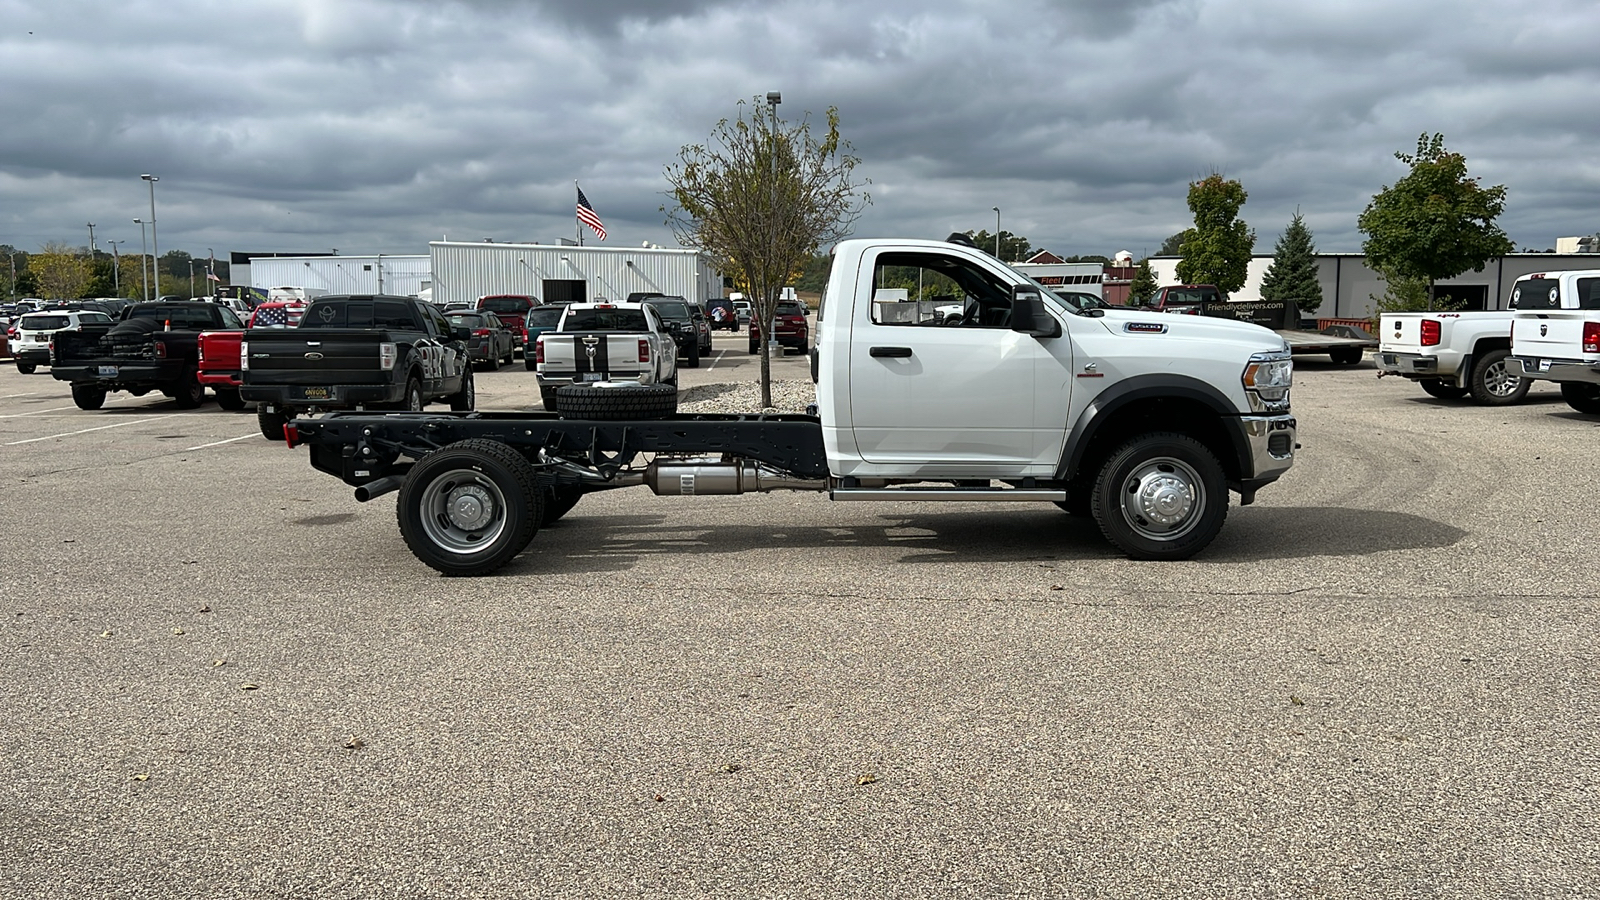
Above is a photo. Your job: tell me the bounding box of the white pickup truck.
[1376,308,1529,405]
[286,236,1299,576]
[1505,269,1600,413]
[532,301,678,414]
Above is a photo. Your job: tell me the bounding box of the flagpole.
[575,180,582,247]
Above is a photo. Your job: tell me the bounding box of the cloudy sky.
[4,0,1599,263]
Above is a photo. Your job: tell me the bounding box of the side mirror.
[1010,286,1061,338]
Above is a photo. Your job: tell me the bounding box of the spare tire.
[554,383,677,420]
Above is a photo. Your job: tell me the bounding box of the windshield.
[561,308,649,331]
[20,315,70,330]
[447,313,491,328]
[776,302,805,316]
[479,297,533,313]
[648,301,692,322]
[526,307,562,327]
[126,307,217,329]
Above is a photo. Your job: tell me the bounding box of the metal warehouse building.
[428,241,722,308]
[247,255,432,297]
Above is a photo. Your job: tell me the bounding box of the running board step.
[829,488,1066,503]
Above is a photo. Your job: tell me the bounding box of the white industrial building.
[246,254,431,297]
[1148,252,1600,317]
[427,241,722,308]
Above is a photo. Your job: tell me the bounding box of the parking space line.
[0,395,139,417]
[705,350,726,371]
[184,433,258,451]
[5,413,184,446]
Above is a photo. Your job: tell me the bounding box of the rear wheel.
[1419,379,1469,400]
[399,378,424,411]
[1091,433,1227,561]
[749,337,760,354]
[1561,382,1600,415]
[1329,347,1363,366]
[685,340,700,368]
[554,383,677,420]
[215,387,247,411]
[15,362,36,375]
[71,384,106,410]
[396,439,543,576]
[171,367,206,409]
[1468,348,1530,406]
[257,407,288,441]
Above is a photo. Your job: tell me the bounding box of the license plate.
[579,373,605,382]
[1538,359,1552,372]
[97,365,118,377]
[299,386,331,400]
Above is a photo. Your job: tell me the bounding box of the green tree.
[1357,133,1513,311]
[1158,232,1186,256]
[665,97,870,407]
[1175,173,1255,295]
[794,252,832,293]
[1258,212,1323,314]
[1369,265,1434,314]
[1128,259,1158,305]
[963,230,1032,262]
[31,242,93,300]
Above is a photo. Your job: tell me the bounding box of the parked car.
[732,298,753,328]
[1051,290,1112,314]
[748,300,809,354]
[643,296,712,367]
[476,294,539,353]
[522,305,566,370]
[10,310,116,373]
[446,310,517,369]
[705,297,739,332]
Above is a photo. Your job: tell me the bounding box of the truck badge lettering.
[1125,322,1167,334]
[304,352,325,360]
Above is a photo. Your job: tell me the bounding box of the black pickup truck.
[51,301,247,410]
[240,295,475,440]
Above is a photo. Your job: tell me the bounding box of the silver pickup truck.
[533,301,679,415]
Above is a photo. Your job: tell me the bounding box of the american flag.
[576,186,606,241]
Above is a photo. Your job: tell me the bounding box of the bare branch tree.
[664,97,870,407]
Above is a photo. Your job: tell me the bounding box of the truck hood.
[1091,308,1288,354]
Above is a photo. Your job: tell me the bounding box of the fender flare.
[1056,373,1251,481]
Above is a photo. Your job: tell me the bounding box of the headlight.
[1242,349,1292,410]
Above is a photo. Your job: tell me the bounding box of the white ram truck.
[286,235,1299,576]
[1376,308,1529,405]
[1505,269,1600,414]
[532,301,678,414]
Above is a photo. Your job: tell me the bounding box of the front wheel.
[16,362,36,375]
[1329,346,1363,366]
[1561,382,1600,415]
[396,439,543,576]
[257,407,288,441]
[449,368,475,412]
[71,384,107,410]
[1091,433,1227,561]
[1468,349,1530,406]
[1419,379,1469,400]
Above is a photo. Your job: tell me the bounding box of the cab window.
[868,251,1013,328]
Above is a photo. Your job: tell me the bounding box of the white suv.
[10,310,115,374]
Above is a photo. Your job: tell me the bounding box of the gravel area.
[678,379,815,414]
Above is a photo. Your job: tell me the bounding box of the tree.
[963,230,1032,262]
[1357,133,1513,311]
[1175,173,1255,295]
[794,252,831,293]
[665,98,870,407]
[1158,232,1186,256]
[1128,259,1158,305]
[1368,265,1434,315]
[30,242,93,300]
[1259,212,1323,314]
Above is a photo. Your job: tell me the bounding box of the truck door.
[846,248,1072,474]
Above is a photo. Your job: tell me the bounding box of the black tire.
[1467,348,1530,406]
[1329,347,1363,366]
[541,485,584,526]
[16,362,36,375]
[450,367,475,411]
[685,340,700,368]
[749,338,760,355]
[396,439,543,577]
[1091,432,1227,561]
[1561,382,1600,415]
[258,407,288,441]
[554,383,677,420]
[524,354,537,371]
[539,386,558,411]
[170,367,206,409]
[1419,379,1469,400]
[398,377,424,412]
[503,345,515,366]
[215,387,246,411]
[71,384,106,410]
[485,352,500,371]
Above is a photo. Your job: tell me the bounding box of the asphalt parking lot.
[2,340,1597,899]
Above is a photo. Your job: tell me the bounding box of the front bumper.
[1234,414,1297,500]
[1507,356,1600,384]
[1375,351,1446,379]
[13,347,50,365]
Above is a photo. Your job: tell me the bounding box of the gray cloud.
[2,0,1598,267]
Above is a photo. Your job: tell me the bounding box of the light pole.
[141,174,160,297]
[189,260,199,297]
[766,90,781,357]
[106,240,125,295]
[87,222,96,256]
[134,218,149,301]
[992,207,1001,259]
[7,252,16,301]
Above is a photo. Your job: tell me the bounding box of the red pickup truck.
[197,330,247,410]
[476,294,538,354]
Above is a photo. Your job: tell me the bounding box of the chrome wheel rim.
[418,468,507,555]
[1484,360,1521,397]
[1118,456,1205,541]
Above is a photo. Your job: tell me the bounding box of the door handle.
[870,346,913,358]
